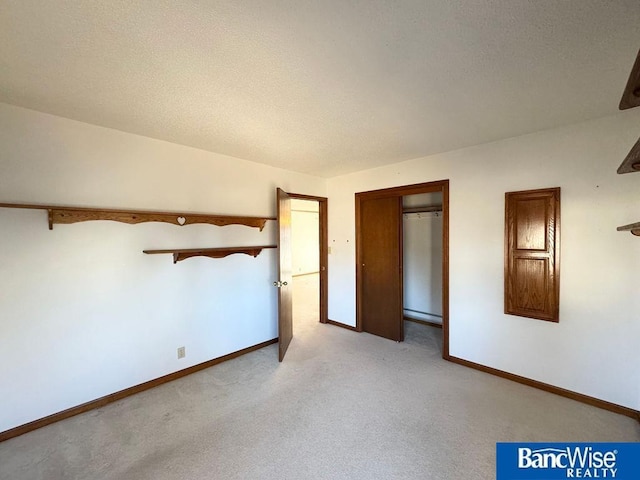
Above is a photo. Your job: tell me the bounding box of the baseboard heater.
[403,308,442,323]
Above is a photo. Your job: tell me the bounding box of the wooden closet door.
[358,196,403,341]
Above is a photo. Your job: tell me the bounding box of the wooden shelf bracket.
[617,222,640,237]
[0,202,275,231]
[617,136,640,174]
[619,48,640,111]
[143,246,277,264]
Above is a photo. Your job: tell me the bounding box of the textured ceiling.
[1,1,639,177]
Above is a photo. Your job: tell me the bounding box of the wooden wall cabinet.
[504,188,560,322]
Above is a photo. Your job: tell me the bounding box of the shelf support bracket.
[617,222,640,237]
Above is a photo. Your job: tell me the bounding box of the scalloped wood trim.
[0,202,275,230]
[143,246,277,263]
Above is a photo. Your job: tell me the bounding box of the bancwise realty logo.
[497,443,640,479]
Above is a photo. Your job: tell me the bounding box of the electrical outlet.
[177,346,186,359]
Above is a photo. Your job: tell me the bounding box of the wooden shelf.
[0,202,275,230]
[617,136,640,174]
[617,222,640,237]
[402,205,442,214]
[619,48,640,110]
[143,246,277,264]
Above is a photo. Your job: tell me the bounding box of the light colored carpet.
[1,274,638,479]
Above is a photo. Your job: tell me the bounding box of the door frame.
[285,192,329,324]
[355,180,450,359]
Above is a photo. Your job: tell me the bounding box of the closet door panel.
[358,196,403,341]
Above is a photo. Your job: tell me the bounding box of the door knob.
[272,281,288,287]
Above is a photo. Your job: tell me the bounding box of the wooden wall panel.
[505,188,560,322]
[514,258,548,313]
[515,198,547,251]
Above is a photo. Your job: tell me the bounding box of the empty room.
[1,1,639,479]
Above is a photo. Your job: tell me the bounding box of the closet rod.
[402,205,442,214]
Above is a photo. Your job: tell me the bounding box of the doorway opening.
[276,190,328,361]
[291,198,322,335]
[402,192,444,352]
[355,180,449,359]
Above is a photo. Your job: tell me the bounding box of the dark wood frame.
[355,180,450,359]
[286,193,329,324]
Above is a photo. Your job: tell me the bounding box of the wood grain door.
[358,196,403,341]
[505,188,560,322]
[277,188,293,361]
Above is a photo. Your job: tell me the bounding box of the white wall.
[0,103,326,433]
[327,110,640,409]
[291,199,319,276]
